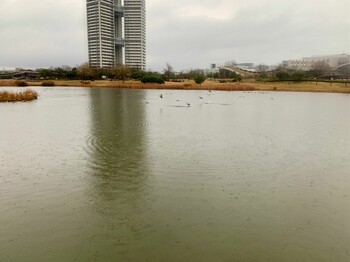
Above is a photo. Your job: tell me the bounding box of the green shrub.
[291,71,306,81]
[194,75,206,85]
[141,75,165,84]
[275,71,290,81]
[0,74,12,79]
[131,70,147,81]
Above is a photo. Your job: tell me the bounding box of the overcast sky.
[0,0,349,71]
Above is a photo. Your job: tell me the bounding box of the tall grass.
[0,89,38,102]
[15,80,28,87]
[0,80,16,86]
[42,80,55,86]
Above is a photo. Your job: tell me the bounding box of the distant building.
[86,0,146,70]
[0,72,8,79]
[235,63,256,72]
[282,54,350,70]
[12,70,39,80]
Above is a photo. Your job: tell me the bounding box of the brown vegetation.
[249,80,350,93]
[1,79,349,93]
[42,80,55,86]
[89,80,348,93]
[0,80,16,87]
[0,89,38,102]
[15,80,28,87]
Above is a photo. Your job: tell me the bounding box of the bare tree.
[256,64,269,72]
[311,61,332,77]
[163,63,174,81]
[77,62,96,80]
[113,65,131,82]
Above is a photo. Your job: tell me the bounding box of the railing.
[115,38,125,46]
[114,5,125,15]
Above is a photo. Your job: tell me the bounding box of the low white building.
[282,53,350,70]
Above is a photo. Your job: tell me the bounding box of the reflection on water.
[83,89,153,258]
[86,88,148,203]
[0,87,349,261]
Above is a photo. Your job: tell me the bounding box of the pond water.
[0,87,349,261]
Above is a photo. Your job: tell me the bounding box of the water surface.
[1,87,349,261]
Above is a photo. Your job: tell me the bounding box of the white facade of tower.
[86,0,146,70]
[124,0,146,70]
[86,0,116,68]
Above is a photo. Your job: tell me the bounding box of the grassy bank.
[0,89,38,102]
[88,81,256,91]
[1,79,349,94]
[249,80,350,93]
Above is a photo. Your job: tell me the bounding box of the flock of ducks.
[150,90,216,107]
[145,90,275,107]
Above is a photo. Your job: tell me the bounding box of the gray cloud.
[0,0,349,71]
[0,0,87,69]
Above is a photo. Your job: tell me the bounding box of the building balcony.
[115,38,125,46]
[114,5,125,16]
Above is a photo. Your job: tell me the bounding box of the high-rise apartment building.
[124,0,146,70]
[86,0,146,70]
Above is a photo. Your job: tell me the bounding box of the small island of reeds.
[0,89,38,103]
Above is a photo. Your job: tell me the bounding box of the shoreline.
[1,80,349,94]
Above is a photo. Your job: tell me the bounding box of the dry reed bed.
[2,80,349,93]
[82,82,350,93]
[0,89,38,102]
[252,81,350,94]
[0,80,17,87]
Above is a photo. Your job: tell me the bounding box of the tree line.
[2,62,209,84]
[2,60,344,83]
[256,61,346,81]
